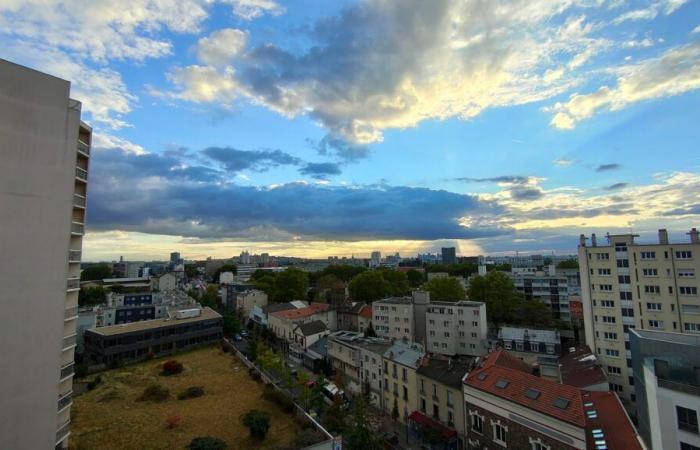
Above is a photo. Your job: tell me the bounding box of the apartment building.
[381,341,425,422]
[463,349,643,450]
[0,60,91,450]
[83,307,223,366]
[225,288,267,317]
[268,303,336,343]
[88,291,199,327]
[416,358,473,449]
[426,301,488,356]
[511,266,573,322]
[630,329,700,450]
[578,229,700,407]
[498,326,561,356]
[372,291,430,342]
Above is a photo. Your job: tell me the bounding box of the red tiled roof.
[583,391,643,450]
[559,346,608,388]
[358,305,372,319]
[465,349,586,427]
[270,302,330,320]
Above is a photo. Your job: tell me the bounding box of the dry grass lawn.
[70,346,302,449]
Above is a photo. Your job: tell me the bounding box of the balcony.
[68,249,81,262]
[59,362,75,381]
[67,277,80,291]
[65,306,79,321]
[71,222,84,235]
[77,140,90,156]
[62,333,77,350]
[75,167,88,181]
[58,391,73,412]
[73,193,86,208]
[56,420,70,445]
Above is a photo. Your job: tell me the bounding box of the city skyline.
[2,0,700,260]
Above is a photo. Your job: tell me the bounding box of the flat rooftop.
[88,307,222,336]
[631,328,700,346]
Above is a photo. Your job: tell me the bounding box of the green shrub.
[188,436,227,450]
[161,360,184,376]
[138,383,170,402]
[178,386,205,400]
[240,409,271,440]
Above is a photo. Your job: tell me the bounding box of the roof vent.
[477,373,488,381]
[553,397,570,409]
[495,379,510,389]
[525,389,541,400]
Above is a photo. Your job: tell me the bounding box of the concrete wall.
[0,60,79,449]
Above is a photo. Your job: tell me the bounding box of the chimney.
[658,229,669,245]
[689,228,700,244]
[591,233,597,247]
[579,234,586,247]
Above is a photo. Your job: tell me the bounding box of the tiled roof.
[270,302,330,320]
[295,320,328,336]
[583,391,643,450]
[559,346,608,388]
[358,305,372,319]
[465,349,586,427]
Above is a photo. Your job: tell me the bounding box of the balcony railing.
[56,420,70,444]
[68,249,81,262]
[67,277,80,290]
[60,362,74,380]
[77,140,90,156]
[58,391,73,411]
[62,334,77,350]
[73,194,86,208]
[65,306,79,320]
[75,167,88,181]
[71,222,84,235]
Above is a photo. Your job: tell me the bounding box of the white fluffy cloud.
[612,0,688,24]
[196,28,248,67]
[549,42,700,129]
[223,0,284,20]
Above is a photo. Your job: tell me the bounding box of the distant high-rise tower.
[441,247,457,265]
[370,251,381,268]
[0,59,92,449]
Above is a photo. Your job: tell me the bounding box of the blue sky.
[1,0,699,261]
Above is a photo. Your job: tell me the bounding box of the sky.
[1,0,700,261]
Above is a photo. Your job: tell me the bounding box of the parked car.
[234,334,242,341]
[240,330,249,337]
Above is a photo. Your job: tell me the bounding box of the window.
[648,320,664,329]
[600,284,613,291]
[420,398,426,413]
[447,390,454,407]
[640,251,656,260]
[642,268,658,277]
[606,349,620,357]
[402,368,407,382]
[601,316,616,324]
[603,332,618,340]
[677,406,699,434]
[685,323,700,333]
[609,383,623,392]
[598,268,611,276]
[622,308,634,317]
[644,285,661,294]
[617,259,629,268]
[620,291,633,300]
[493,421,508,445]
[679,269,696,278]
[618,275,631,284]
[470,412,483,434]
[596,253,610,260]
[676,251,693,259]
[447,410,454,426]
[601,300,615,308]
[682,304,700,314]
[472,321,479,326]
[647,303,662,311]
[529,438,551,450]
[530,342,539,352]
[680,286,698,296]
[607,366,621,375]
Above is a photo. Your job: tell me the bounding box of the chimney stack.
[591,233,597,247]
[689,228,700,244]
[658,229,669,245]
[579,234,586,247]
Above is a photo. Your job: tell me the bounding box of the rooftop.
[583,391,643,450]
[262,302,300,315]
[384,340,424,368]
[374,296,412,305]
[102,277,151,284]
[417,357,474,389]
[358,304,372,319]
[295,320,328,336]
[270,302,331,320]
[429,300,484,307]
[559,346,607,388]
[499,326,560,345]
[87,307,222,337]
[631,328,700,347]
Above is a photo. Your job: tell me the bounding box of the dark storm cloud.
[86,148,509,241]
[596,163,621,172]
[299,162,343,179]
[202,146,302,172]
[664,204,700,216]
[604,182,628,191]
[510,187,544,200]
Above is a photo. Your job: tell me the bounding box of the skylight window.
[525,389,541,399]
[495,379,509,389]
[553,397,570,409]
[477,373,487,381]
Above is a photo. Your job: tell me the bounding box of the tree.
[314,274,344,303]
[214,263,237,282]
[378,268,410,296]
[199,285,220,308]
[187,288,201,300]
[345,398,382,450]
[252,272,277,298]
[324,397,348,433]
[320,264,367,282]
[184,263,199,279]
[309,377,327,414]
[188,436,227,450]
[240,409,271,439]
[406,269,424,287]
[557,259,579,269]
[467,271,523,325]
[422,277,466,301]
[78,286,107,306]
[348,271,391,302]
[80,264,112,281]
[222,311,241,336]
[273,268,309,302]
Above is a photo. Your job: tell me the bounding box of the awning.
[408,411,458,440]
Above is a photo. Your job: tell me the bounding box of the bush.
[261,385,294,413]
[249,368,262,382]
[178,386,205,400]
[165,415,182,429]
[138,383,170,402]
[188,436,227,450]
[240,409,271,440]
[161,360,184,376]
[87,375,103,391]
